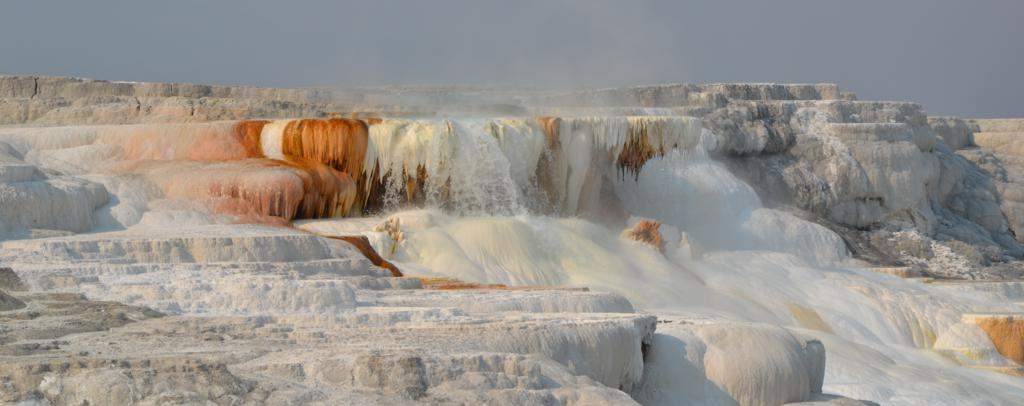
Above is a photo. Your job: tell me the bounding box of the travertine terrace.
[2,75,1024,405]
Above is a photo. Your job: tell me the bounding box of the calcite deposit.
[1,75,1023,405]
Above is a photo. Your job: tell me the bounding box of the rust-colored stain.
[418,277,510,290]
[618,119,664,179]
[417,277,590,292]
[277,118,381,214]
[533,116,564,211]
[328,235,403,277]
[622,220,665,253]
[233,120,269,157]
[972,315,1024,365]
[278,156,357,218]
[536,116,561,150]
[157,159,306,221]
[281,118,368,179]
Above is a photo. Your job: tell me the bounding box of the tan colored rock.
[0,76,37,98]
[0,267,27,291]
[963,314,1024,365]
[973,132,1024,156]
[0,290,24,311]
[928,116,975,150]
[973,119,1024,133]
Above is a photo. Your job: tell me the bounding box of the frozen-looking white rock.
[3,77,1024,405]
[631,319,826,406]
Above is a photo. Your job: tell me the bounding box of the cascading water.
[439,119,528,215]
[357,116,703,217]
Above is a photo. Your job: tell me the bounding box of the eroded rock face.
[928,117,975,150]
[0,267,26,291]
[716,99,1024,278]
[958,124,1024,250]
[720,103,938,229]
[0,140,108,240]
[0,290,24,311]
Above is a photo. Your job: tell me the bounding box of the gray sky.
[2,0,1022,117]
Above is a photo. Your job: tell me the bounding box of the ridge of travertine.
[0,74,850,126]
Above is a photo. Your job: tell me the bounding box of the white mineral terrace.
[2,77,1024,405]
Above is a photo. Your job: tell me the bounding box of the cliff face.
[711,105,1024,279]
[0,75,537,125]
[0,75,340,125]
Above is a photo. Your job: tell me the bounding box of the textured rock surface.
[928,117,975,150]
[0,267,27,291]
[962,314,1024,366]
[784,394,880,405]
[0,225,661,404]
[715,100,1024,279]
[533,88,1024,279]
[0,140,107,239]
[0,218,865,404]
[0,75,537,126]
[630,318,827,406]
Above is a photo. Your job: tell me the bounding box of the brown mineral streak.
[618,119,662,179]
[278,156,357,218]
[233,120,269,157]
[282,118,368,178]
[327,235,403,277]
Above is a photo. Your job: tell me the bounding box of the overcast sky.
[2,1,1021,117]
